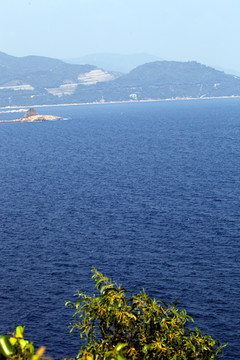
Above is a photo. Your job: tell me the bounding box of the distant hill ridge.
[0,51,240,107]
[64,52,163,73]
[0,51,100,88]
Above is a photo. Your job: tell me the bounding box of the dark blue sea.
[0,99,239,359]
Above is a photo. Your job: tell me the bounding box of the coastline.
[0,95,240,113]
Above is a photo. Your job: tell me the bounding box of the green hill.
[111,61,240,99]
[0,52,240,107]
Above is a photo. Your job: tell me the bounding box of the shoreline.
[0,95,240,112]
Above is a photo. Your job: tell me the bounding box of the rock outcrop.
[23,108,39,118]
[0,108,63,123]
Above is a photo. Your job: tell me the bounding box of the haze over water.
[0,99,239,359]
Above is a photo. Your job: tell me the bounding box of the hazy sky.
[1,0,240,72]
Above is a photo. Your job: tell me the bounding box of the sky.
[1,0,240,73]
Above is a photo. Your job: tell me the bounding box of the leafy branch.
[66,267,227,359]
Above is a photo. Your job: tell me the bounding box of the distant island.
[0,108,63,123]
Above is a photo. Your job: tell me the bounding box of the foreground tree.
[66,267,226,359]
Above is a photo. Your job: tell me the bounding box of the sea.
[0,98,239,359]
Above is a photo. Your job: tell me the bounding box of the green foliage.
[23,108,39,118]
[66,268,227,360]
[0,326,45,360]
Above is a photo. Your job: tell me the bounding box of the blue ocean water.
[0,99,239,359]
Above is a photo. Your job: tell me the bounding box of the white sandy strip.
[0,95,240,112]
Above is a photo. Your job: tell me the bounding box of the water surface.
[0,99,239,359]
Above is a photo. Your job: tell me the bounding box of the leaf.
[9,337,17,346]
[0,335,14,357]
[31,346,46,360]
[115,343,128,352]
[16,325,25,338]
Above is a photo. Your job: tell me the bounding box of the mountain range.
[63,53,163,73]
[0,51,240,107]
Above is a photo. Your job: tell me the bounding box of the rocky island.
[0,108,63,123]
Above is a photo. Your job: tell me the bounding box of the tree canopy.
[66,267,226,360]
